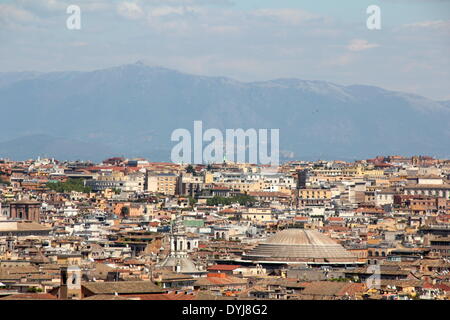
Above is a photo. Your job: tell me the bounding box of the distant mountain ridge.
[1,62,449,162]
[0,134,116,162]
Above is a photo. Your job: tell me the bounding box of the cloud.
[2,2,449,100]
[117,2,145,20]
[347,39,379,52]
[381,0,449,3]
[12,0,109,18]
[16,0,66,12]
[403,20,450,30]
[251,8,319,26]
[143,5,211,35]
[206,25,240,34]
[69,42,89,47]
[148,6,203,17]
[144,0,233,5]
[324,53,355,67]
[81,1,111,12]
[0,4,39,27]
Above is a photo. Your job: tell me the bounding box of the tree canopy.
[206,195,255,206]
[186,164,196,175]
[46,178,91,193]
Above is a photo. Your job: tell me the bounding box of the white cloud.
[148,6,203,17]
[251,8,318,26]
[82,1,111,12]
[69,42,89,47]
[144,5,208,35]
[403,20,450,30]
[0,4,39,27]
[205,25,240,34]
[347,39,379,52]
[2,2,449,100]
[16,0,66,12]
[324,53,355,67]
[141,0,232,5]
[117,2,144,20]
[13,0,109,17]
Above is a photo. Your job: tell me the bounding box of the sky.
[0,0,449,100]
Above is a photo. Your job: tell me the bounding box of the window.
[62,271,67,285]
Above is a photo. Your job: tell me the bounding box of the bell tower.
[6,233,15,252]
[60,266,82,300]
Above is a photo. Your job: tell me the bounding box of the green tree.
[121,206,130,217]
[188,196,197,207]
[46,178,92,193]
[207,195,255,206]
[186,164,196,175]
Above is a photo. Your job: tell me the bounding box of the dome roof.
[158,254,204,274]
[264,229,338,246]
[243,229,357,264]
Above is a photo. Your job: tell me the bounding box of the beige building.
[297,188,332,206]
[85,171,145,192]
[146,173,179,195]
[242,208,274,222]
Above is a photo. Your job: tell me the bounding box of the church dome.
[243,229,357,264]
[159,254,201,274]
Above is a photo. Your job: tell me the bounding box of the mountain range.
[1,62,449,162]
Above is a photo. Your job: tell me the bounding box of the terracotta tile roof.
[0,266,39,274]
[207,265,241,272]
[300,281,366,296]
[248,192,289,198]
[328,217,344,222]
[0,293,57,300]
[82,294,132,300]
[127,292,197,300]
[380,280,423,288]
[194,275,247,287]
[82,281,164,295]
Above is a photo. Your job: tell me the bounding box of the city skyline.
[1,153,450,301]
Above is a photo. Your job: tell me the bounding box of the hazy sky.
[1,0,449,100]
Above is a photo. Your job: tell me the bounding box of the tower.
[6,234,15,252]
[169,217,188,258]
[9,200,41,223]
[296,169,309,208]
[157,215,203,275]
[297,169,309,189]
[59,266,82,300]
